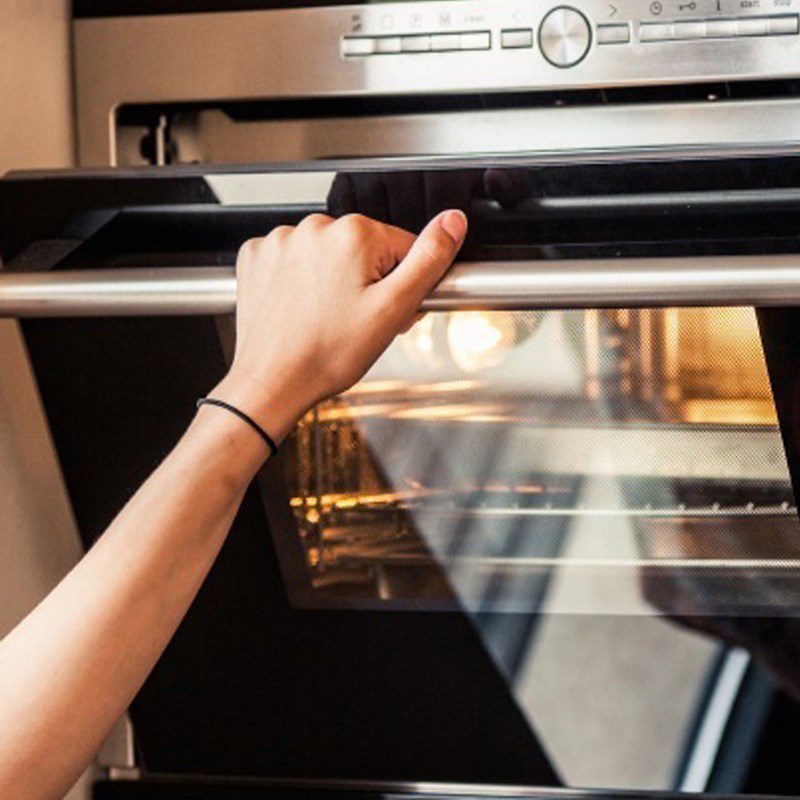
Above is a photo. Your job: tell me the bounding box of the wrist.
[186,402,270,488]
[209,368,316,445]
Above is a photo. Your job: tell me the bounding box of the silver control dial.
[538,6,591,68]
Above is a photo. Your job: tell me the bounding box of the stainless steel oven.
[5,150,800,800]
[8,0,800,796]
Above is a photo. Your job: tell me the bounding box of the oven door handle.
[2,255,800,317]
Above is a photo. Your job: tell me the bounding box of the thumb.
[375,209,467,316]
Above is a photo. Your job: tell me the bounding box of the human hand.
[211,210,467,444]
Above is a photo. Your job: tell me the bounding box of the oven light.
[446,311,513,371]
[401,314,437,364]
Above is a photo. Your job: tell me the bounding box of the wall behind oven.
[0,3,88,798]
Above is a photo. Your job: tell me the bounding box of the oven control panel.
[343,6,799,67]
[74,0,800,164]
[338,0,800,75]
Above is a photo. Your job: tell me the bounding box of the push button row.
[344,12,797,57]
[342,31,490,56]
[640,13,798,42]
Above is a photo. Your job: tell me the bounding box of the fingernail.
[439,210,468,245]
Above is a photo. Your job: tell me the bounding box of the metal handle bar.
[2,255,800,317]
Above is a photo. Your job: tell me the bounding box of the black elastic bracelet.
[196,397,279,457]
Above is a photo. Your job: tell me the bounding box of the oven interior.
[281,304,798,618]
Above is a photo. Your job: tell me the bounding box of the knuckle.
[300,212,332,230]
[337,213,372,242]
[236,237,265,274]
[237,236,262,261]
[262,225,294,253]
[268,224,294,242]
[238,225,294,272]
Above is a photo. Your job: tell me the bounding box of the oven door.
[5,152,800,798]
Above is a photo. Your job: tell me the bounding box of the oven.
[4,150,800,800]
[6,0,800,797]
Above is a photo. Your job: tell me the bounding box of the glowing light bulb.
[446,311,514,371]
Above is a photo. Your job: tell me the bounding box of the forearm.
[0,208,465,799]
[0,396,267,799]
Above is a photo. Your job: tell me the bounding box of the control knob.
[538,6,591,67]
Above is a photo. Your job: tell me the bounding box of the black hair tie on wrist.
[196,397,279,457]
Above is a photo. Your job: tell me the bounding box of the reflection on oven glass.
[445,311,522,372]
[282,306,800,619]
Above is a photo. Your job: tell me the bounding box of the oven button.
[501,28,534,48]
[538,6,592,66]
[704,18,737,38]
[768,13,799,34]
[401,34,432,52]
[596,22,630,44]
[736,16,769,35]
[375,36,402,53]
[341,37,377,56]
[460,31,491,49]
[672,20,706,39]
[431,32,462,50]
[639,21,673,40]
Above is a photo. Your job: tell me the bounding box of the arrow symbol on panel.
[609,3,618,15]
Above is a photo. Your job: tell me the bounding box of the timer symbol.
[650,1,663,13]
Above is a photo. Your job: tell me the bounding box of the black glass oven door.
[5,154,800,795]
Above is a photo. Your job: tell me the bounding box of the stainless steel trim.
[3,255,800,318]
[75,1,800,165]
[432,255,800,309]
[135,100,800,168]
[0,269,237,318]
[96,715,137,772]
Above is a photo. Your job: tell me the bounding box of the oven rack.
[333,553,800,571]
[298,486,800,579]
[315,503,798,520]
[294,477,796,524]
[301,506,799,570]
